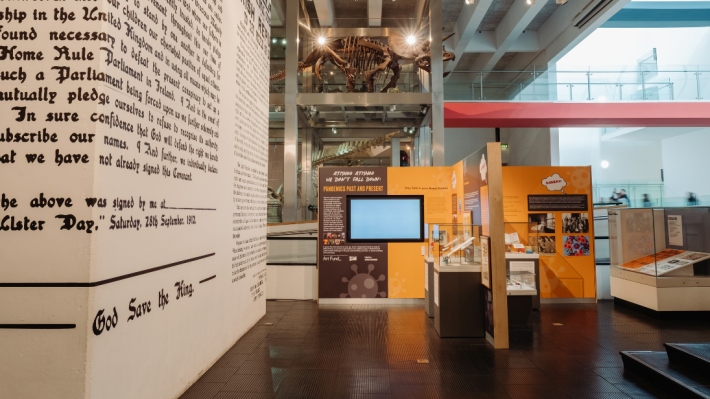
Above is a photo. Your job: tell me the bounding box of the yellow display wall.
[502,167,596,299]
[387,167,454,298]
[328,165,595,300]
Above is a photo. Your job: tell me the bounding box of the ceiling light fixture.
[406,35,416,45]
[281,39,287,45]
[527,0,534,4]
[465,0,473,4]
[556,0,567,4]
[332,128,337,134]
[318,36,326,45]
[601,160,609,169]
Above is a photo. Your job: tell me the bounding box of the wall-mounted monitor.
[346,195,425,243]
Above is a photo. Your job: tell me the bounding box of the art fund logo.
[542,173,567,194]
[323,256,342,261]
[349,256,357,261]
[480,154,487,182]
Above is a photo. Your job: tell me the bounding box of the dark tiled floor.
[180,301,710,399]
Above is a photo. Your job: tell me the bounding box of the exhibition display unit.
[316,144,511,347]
[609,207,710,313]
[433,223,481,266]
[502,167,597,303]
[431,223,484,337]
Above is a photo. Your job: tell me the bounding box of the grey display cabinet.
[433,264,485,338]
[505,253,540,326]
[424,257,435,318]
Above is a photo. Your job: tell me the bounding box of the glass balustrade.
[270,65,710,100]
[443,67,710,101]
[592,182,709,208]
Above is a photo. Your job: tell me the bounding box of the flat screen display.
[347,195,424,242]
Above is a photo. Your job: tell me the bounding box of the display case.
[609,207,710,312]
[432,223,481,266]
[431,223,485,338]
[507,270,537,296]
[609,207,710,278]
[504,222,544,254]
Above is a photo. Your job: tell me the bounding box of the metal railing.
[270,72,423,94]
[269,65,710,101]
[443,67,710,102]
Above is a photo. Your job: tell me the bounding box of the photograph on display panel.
[562,213,590,234]
[563,236,591,256]
[530,236,556,255]
[529,213,556,233]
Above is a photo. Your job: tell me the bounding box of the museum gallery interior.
[3,0,710,398]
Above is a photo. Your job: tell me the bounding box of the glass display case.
[504,222,543,254]
[506,269,537,295]
[432,223,481,266]
[609,207,710,278]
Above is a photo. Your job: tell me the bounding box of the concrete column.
[301,128,313,220]
[430,0,445,166]
[302,35,313,93]
[419,126,432,166]
[413,135,420,166]
[283,1,299,222]
[550,128,560,166]
[391,138,401,167]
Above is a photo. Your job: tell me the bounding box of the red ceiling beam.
[444,102,710,128]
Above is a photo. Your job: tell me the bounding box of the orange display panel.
[502,166,596,299]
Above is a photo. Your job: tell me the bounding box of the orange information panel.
[502,167,596,299]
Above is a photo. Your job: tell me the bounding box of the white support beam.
[463,31,541,53]
[472,0,547,71]
[272,0,286,27]
[444,0,495,77]
[538,0,631,65]
[313,0,335,27]
[369,0,383,27]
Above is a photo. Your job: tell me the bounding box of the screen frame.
[346,195,425,243]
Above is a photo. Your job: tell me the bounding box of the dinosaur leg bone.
[314,56,326,81]
[325,46,357,93]
[381,61,402,93]
[364,56,393,93]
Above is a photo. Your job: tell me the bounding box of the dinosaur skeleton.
[270,32,455,93]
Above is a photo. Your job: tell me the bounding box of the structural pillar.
[419,126,432,167]
[391,138,401,167]
[430,0,446,166]
[301,128,313,220]
[413,135,420,166]
[283,1,300,222]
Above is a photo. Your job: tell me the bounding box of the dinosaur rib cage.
[337,36,390,77]
[268,37,392,82]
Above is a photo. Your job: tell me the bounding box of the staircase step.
[621,351,710,399]
[666,343,710,375]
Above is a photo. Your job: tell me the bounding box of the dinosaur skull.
[389,31,455,69]
[443,48,455,62]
